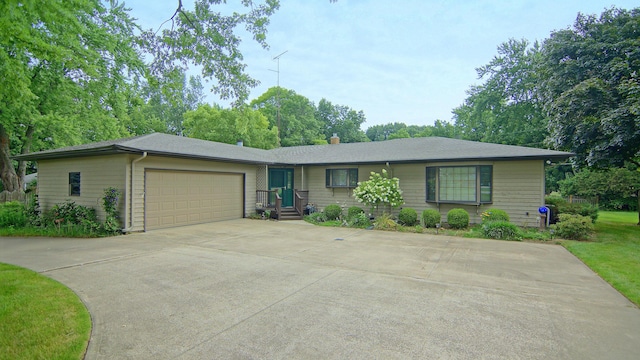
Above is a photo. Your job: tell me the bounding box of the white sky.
[125,0,637,129]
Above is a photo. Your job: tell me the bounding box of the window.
[69,172,81,196]
[326,168,358,188]
[426,166,492,204]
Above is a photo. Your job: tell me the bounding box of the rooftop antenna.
[270,50,288,141]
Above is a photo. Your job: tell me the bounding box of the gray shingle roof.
[15,133,573,164]
[269,137,572,164]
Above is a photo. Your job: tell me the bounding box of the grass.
[0,263,91,360]
[561,211,640,306]
[0,225,103,238]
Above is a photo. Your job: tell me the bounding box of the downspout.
[122,152,147,233]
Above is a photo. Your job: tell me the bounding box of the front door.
[269,168,294,207]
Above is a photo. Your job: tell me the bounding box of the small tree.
[353,169,404,216]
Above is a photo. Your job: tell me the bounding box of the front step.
[278,208,302,220]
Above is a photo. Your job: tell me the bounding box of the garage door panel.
[146,170,243,231]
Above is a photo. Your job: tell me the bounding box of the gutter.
[121,152,147,233]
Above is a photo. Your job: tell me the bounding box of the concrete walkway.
[1,219,639,359]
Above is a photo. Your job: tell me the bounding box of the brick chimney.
[330,133,340,144]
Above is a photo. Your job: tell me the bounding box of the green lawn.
[562,211,640,306]
[0,263,91,360]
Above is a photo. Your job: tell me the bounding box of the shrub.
[44,201,98,227]
[544,195,598,223]
[102,187,122,234]
[398,207,418,226]
[421,209,441,228]
[447,208,469,229]
[25,194,42,226]
[347,206,365,219]
[324,204,342,220]
[373,212,397,230]
[481,208,509,223]
[347,212,371,228]
[482,221,522,240]
[305,211,327,224]
[575,203,598,223]
[353,169,404,215]
[0,201,27,228]
[551,214,594,240]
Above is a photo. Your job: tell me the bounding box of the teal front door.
[269,168,294,207]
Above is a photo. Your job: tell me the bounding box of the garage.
[145,170,244,230]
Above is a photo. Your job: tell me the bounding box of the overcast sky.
[126,0,637,129]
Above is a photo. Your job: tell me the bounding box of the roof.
[14,133,573,164]
[269,137,572,164]
[14,133,274,164]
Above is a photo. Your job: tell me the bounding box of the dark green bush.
[305,211,327,224]
[551,214,594,240]
[324,204,342,220]
[482,221,522,240]
[421,209,441,228]
[347,206,365,219]
[544,195,598,223]
[481,208,510,223]
[447,208,469,229]
[347,212,371,228]
[25,194,42,226]
[44,200,98,228]
[398,207,418,226]
[0,201,27,228]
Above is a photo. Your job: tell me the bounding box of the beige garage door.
[145,170,244,230]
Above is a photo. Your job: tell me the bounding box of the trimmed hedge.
[324,204,342,220]
[398,208,418,226]
[421,209,441,228]
[447,208,469,229]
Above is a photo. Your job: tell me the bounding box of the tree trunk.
[16,124,35,190]
[0,124,20,192]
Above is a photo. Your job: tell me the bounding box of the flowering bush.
[353,169,404,215]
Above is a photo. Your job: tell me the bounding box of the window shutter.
[326,169,331,187]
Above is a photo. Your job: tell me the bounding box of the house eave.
[274,154,574,167]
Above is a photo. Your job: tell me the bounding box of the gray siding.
[304,160,545,226]
[37,155,128,222]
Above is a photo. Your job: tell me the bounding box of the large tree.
[141,70,205,135]
[250,87,325,147]
[183,104,278,149]
[538,7,640,167]
[453,39,547,147]
[315,98,369,143]
[0,0,280,193]
[0,0,145,192]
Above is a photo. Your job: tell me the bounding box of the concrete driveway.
[1,219,639,359]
